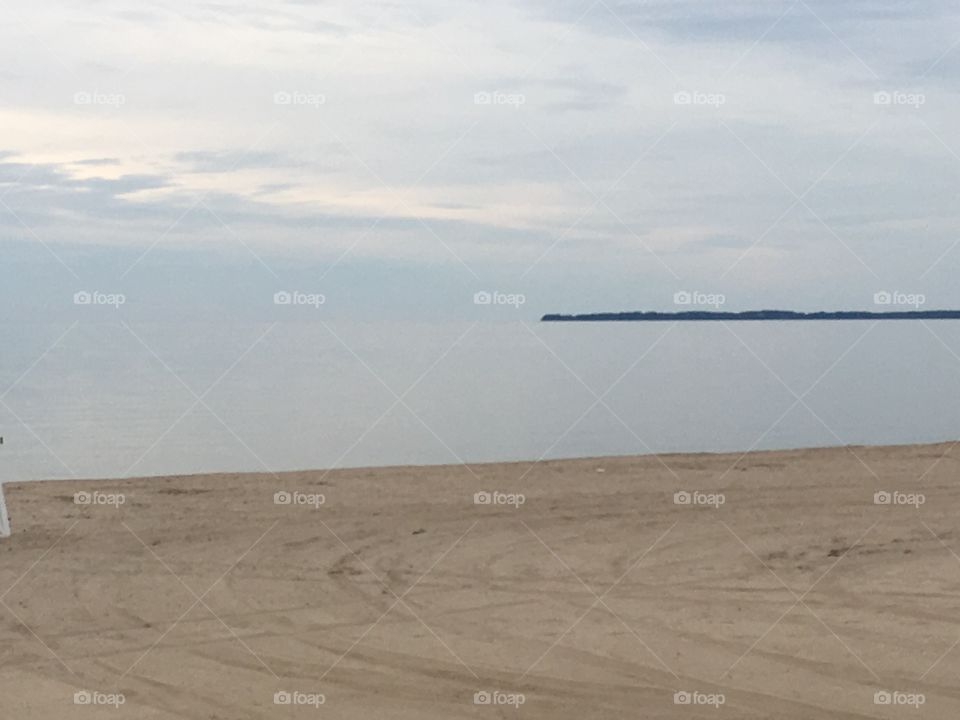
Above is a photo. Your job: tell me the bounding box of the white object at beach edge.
[0,482,9,537]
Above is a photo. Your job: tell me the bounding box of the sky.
[2,0,960,321]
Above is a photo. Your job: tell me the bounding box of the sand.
[1,442,959,718]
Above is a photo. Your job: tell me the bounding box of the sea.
[2,319,959,481]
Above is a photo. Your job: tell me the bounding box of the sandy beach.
[2,442,958,718]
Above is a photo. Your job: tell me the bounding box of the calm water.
[2,320,959,481]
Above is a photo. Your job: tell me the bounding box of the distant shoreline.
[541,310,960,322]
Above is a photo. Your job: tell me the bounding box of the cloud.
[533,75,629,112]
[529,0,957,41]
[174,150,307,173]
[0,0,959,314]
[72,157,122,166]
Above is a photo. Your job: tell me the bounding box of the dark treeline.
[542,310,960,322]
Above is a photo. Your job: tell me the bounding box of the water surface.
[2,320,958,481]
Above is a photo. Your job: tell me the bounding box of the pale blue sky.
[1,0,959,319]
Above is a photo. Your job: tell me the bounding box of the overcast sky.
[2,0,959,319]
